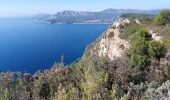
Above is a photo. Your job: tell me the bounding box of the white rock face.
[135,18,141,25]
[113,18,130,29]
[94,18,131,60]
[149,30,162,41]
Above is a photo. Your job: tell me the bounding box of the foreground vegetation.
[0,10,170,100]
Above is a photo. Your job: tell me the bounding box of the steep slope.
[84,16,166,60]
[84,18,141,60]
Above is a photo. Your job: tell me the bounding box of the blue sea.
[0,17,108,73]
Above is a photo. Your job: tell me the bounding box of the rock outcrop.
[85,18,132,60]
[149,30,162,41]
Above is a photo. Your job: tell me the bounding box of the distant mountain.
[35,9,161,24]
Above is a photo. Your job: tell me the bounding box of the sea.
[0,17,108,73]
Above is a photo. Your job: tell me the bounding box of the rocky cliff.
[84,18,135,60]
[84,17,164,60]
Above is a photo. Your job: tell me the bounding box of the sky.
[0,0,170,16]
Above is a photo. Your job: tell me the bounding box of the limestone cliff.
[84,18,132,60]
[84,18,163,60]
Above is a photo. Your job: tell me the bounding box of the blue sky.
[0,0,170,16]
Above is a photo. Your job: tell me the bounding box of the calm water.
[0,17,108,73]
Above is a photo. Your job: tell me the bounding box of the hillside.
[84,16,166,60]
[1,10,170,100]
[35,9,160,24]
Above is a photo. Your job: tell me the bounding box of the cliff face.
[97,18,131,60]
[84,18,134,60]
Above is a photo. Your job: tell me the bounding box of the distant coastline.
[35,8,160,25]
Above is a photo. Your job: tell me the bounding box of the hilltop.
[1,10,170,99]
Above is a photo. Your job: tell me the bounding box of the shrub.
[39,82,50,99]
[120,22,143,40]
[142,80,170,99]
[148,41,167,61]
[130,36,150,69]
[155,16,164,25]
[155,10,170,25]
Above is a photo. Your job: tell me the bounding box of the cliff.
[84,17,165,61]
[84,18,131,60]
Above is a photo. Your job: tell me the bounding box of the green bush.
[130,29,150,69]
[129,29,167,68]
[155,10,170,25]
[148,41,167,61]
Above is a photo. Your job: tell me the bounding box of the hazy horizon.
[0,0,170,17]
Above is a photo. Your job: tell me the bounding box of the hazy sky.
[0,0,170,16]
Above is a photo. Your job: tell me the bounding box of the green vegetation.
[148,41,167,61]
[128,29,167,84]
[129,29,166,68]
[155,10,170,25]
[130,30,150,69]
[119,17,153,41]
[119,21,143,40]
[0,10,170,100]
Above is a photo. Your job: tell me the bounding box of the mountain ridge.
[35,8,161,24]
